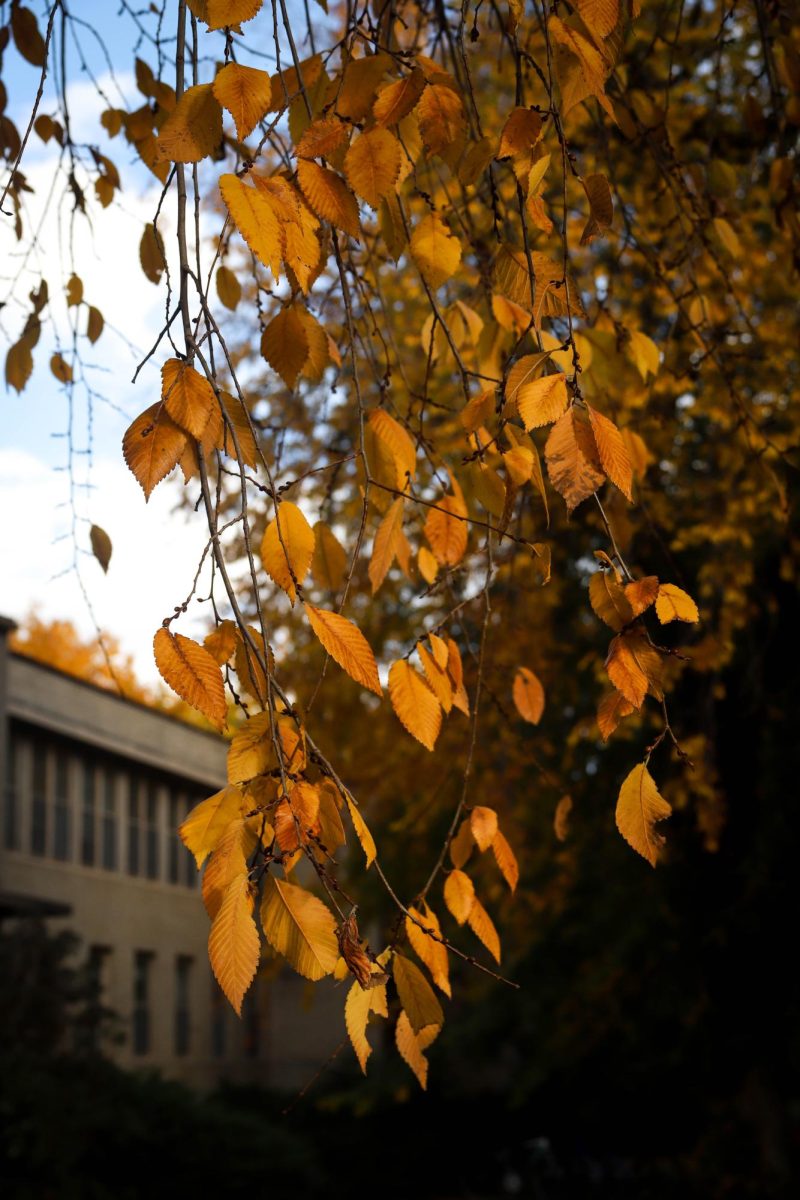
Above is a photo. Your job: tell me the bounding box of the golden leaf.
[589,570,634,630]
[261,501,314,603]
[553,795,573,842]
[410,213,461,289]
[470,805,498,852]
[317,780,347,854]
[494,244,586,320]
[296,159,360,238]
[122,402,187,500]
[388,660,442,751]
[517,373,569,429]
[161,358,221,447]
[417,84,466,155]
[155,84,222,162]
[202,816,259,919]
[544,407,605,512]
[344,793,377,868]
[295,115,349,159]
[216,265,242,311]
[406,905,450,997]
[606,630,663,709]
[597,691,635,741]
[504,445,534,487]
[655,583,700,624]
[180,785,244,868]
[498,106,543,159]
[418,546,439,584]
[393,952,444,1034]
[153,628,227,730]
[336,52,391,121]
[425,494,468,567]
[627,329,660,380]
[492,829,519,891]
[233,626,272,706]
[512,666,545,724]
[374,68,426,126]
[417,642,453,713]
[461,389,496,433]
[261,305,309,388]
[625,575,660,617]
[369,497,405,593]
[346,975,388,1073]
[220,392,259,468]
[344,128,401,209]
[305,604,382,695]
[396,1009,440,1089]
[587,406,633,500]
[467,896,501,963]
[227,712,284,782]
[446,638,470,716]
[549,15,615,120]
[581,172,614,244]
[204,0,264,30]
[208,873,260,1016]
[312,521,348,592]
[368,408,417,488]
[204,620,238,665]
[575,0,620,39]
[89,524,112,574]
[616,763,672,866]
[274,780,320,856]
[444,869,475,925]
[220,173,283,281]
[449,819,474,869]
[212,62,272,140]
[260,875,339,980]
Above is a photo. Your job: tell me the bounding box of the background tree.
[1,1,798,1182]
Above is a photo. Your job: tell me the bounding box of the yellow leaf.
[512,666,545,724]
[368,408,417,488]
[616,763,671,867]
[261,501,314,603]
[312,521,348,592]
[444,869,475,925]
[581,172,614,244]
[417,84,466,155]
[296,159,360,238]
[212,62,272,140]
[518,373,569,429]
[460,389,496,434]
[446,638,470,716]
[545,407,605,512]
[528,153,552,195]
[498,107,543,159]
[424,494,468,567]
[589,570,634,630]
[204,620,238,665]
[221,391,259,468]
[153,627,227,730]
[575,0,619,39]
[597,691,634,741]
[344,793,377,868]
[606,630,663,709]
[393,952,444,1033]
[625,576,660,617]
[410,213,461,289]
[335,52,391,121]
[396,1009,439,1089]
[373,68,426,126]
[216,265,241,311]
[406,905,450,997]
[295,115,349,159]
[369,497,405,593]
[345,976,388,1073]
[204,0,264,30]
[418,546,439,584]
[227,713,273,783]
[180,785,244,868]
[655,583,700,624]
[627,329,660,380]
[161,358,221,446]
[449,819,474,869]
[388,660,442,751]
[155,84,222,162]
[470,805,498,852]
[202,815,259,919]
[587,406,633,501]
[317,780,347,853]
[549,15,615,120]
[417,643,453,713]
[344,128,401,209]
[467,896,501,963]
[492,829,519,891]
[220,173,283,281]
[305,604,382,695]
[122,403,187,500]
[208,873,260,1016]
[260,875,339,981]
[233,627,272,707]
[554,794,573,841]
[261,305,309,388]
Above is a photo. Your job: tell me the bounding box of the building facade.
[0,616,340,1091]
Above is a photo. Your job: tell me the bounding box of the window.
[3,728,19,850]
[127,778,140,876]
[168,793,182,884]
[211,975,226,1058]
[174,955,192,1056]
[102,768,117,870]
[31,741,47,856]
[132,950,154,1055]
[53,749,70,861]
[145,782,159,880]
[79,945,111,1053]
[81,760,96,866]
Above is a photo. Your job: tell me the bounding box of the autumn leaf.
[155,84,222,162]
[346,976,388,1073]
[388,660,442,751]
[89,524,112,573]
[424,494,468,566]
[406,905,450,997]
[344,128,401,209]
[492,829,519,891]
[153,627,227,730]
[212,62,272,140]
[411,213,461,289]
[396,1009,439,1089]
[305,605,382,695]
[606,630,663,709]
[312,521,348,592]
[656,583,700,624]
[161,358,221,445]
[369,497,405,593]
[517,373,569,429]
[470,806,499,852]
[616,763,672,866]
[123,403,187,500]
[513,666,545,724]
[296,159,360,238]
[260,875,339,981]
[545,408,605,512]
[220,173,283,280]
[208,873,260,1015]
[261,501,314,603]
[373,69,426,126]
[467,897,501,963]
[444,869,475,925]
[344,793,377,868]
[553,795,573,841]
[180,785,244,867]
[587,406,633,501]
[393,952,444,1033]
[589,570,634,630]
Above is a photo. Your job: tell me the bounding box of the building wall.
[0,634,343,1093]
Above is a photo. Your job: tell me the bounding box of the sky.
[0,4,301,683]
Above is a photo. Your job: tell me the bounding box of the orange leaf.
[208,872,260,1015]
[470,805,498,852]
[512,666,545,724]
[388,660,442,750]
[305,605,382,695]
[153,628,227,730]
[261,501,314,603]
[616,763,671,866]
[444,869,475,925]
[122,403,187,500]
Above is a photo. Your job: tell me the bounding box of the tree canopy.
[1,0,798,1096]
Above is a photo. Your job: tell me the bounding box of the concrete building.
[0,615,340,1091]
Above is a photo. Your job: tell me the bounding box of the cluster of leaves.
[2,0,798,1086]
